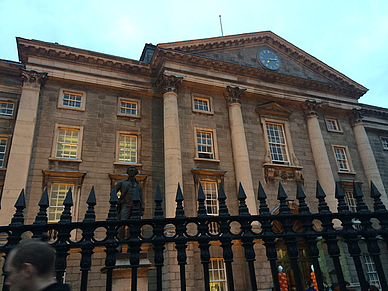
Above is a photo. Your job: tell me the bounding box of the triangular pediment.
[255,102,292,118]
[157,31,367,94]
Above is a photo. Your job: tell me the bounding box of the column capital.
[302,99,321,118]
[350,108,364,125]
[156,74,183,95]
[224,85,246,106]
[21,69,47,90]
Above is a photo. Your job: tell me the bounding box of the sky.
[1,0,387,108]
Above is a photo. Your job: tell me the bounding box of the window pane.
[120,101,138,116]
[118,134,137,163]
[48,184,73,222]
[266,123,288,164]
[56,128,79,159]
[197,130,214,159]
[0,102,14,117]
[62,92,83,109]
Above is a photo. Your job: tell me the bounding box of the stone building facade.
[0,31,387,290]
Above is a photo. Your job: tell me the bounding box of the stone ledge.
[263,163,303,183]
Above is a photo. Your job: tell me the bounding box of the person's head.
[4,240,56,291]
[127,166,138,177]
[369,286,379,291]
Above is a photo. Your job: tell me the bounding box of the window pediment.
[255,102,292,118]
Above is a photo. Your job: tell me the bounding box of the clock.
[258,49,281,70]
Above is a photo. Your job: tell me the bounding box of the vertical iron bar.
[199,241,211,291]
[153,185,165,291]
[242,239,257,291]
[175,184,187,291]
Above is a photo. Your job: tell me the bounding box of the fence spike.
[175,183,185,218]
[335,182,350,213]
[130,187,141,219]
[316,181,331,213]
[83,186,96,222]
[296,182,310,214]
[238,183,250,216]
[154,184,164,218]
[34,188,49,225]
[218,183,230,216]
[107,186,118,220]
[277,182,291,214]
[370,181,387,212]
[59,188,73,223]
[197,183,207,217]
[10,189,26,226]
[257,182,270,215]
[353,182,369,213]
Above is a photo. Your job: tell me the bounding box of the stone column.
[0,69,47,224]
[302,100,336,212]
[351,108,388,206]
[224,86,258,215]
[156,74,184,218]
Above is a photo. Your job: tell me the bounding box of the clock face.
[258,49,281,70]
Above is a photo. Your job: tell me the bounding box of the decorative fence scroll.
[0,181,388,291]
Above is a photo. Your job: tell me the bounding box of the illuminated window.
[118,134,138,163]
[201,181,219,234]
[326,118,341,132]
[56,128,80,159]
[209,259,227,291]
[0,102,14,117]
[333,146,350,172]
[266,123,289,164]
[48,183,73,222]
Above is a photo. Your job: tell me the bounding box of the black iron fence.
[0,181,388,291]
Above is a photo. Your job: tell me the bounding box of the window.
[195,128,219,161]
[115,131,141,165]
[48,183,73,222]
[51,124,83,161]
[381,137,388,150]
[197,130,214,159]
[364,254,380,288]
[201,181,219,234]
[192,94,213,114]
[0,101,14,117]
[118,134,137,163]
[266,123,289,164]
[0,138,7,168]
[333,146,350,172]
[58,89,86,111]
[117,98,140,118]
[345,191,357,213]
[209,259,228,291]
[56,128,80,159]
[326,118,341,132]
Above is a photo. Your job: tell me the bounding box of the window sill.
[327,129,343,133]
[194,158,220,163]
[192,110,214,115]
[114,162,143,167]
[338,171,356,175]
[57,106,85,112]
[0,168,6,171]
[117,114,141,119]
[49,157,82,163]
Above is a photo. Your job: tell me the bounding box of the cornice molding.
[157,31,367,95]
[17,38,152,76]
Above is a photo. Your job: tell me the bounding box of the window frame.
[117,97,141,118]
[192,94,213,115]
[325,117,342,133]
[332,145,355,174]
[50,124,83,162]
[0,136,10,170]
[194,127,219,162]
[363,254,381,288]
[57,89,86,112]
[48,182,75,223]
[115,131,142,166]
[380,137,388,151]
[260,117,297,166]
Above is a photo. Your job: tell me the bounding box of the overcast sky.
[1,0,387,108]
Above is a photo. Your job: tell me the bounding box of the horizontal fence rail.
[0,181,387,291]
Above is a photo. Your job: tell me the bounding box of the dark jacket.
[41,282,72,291]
